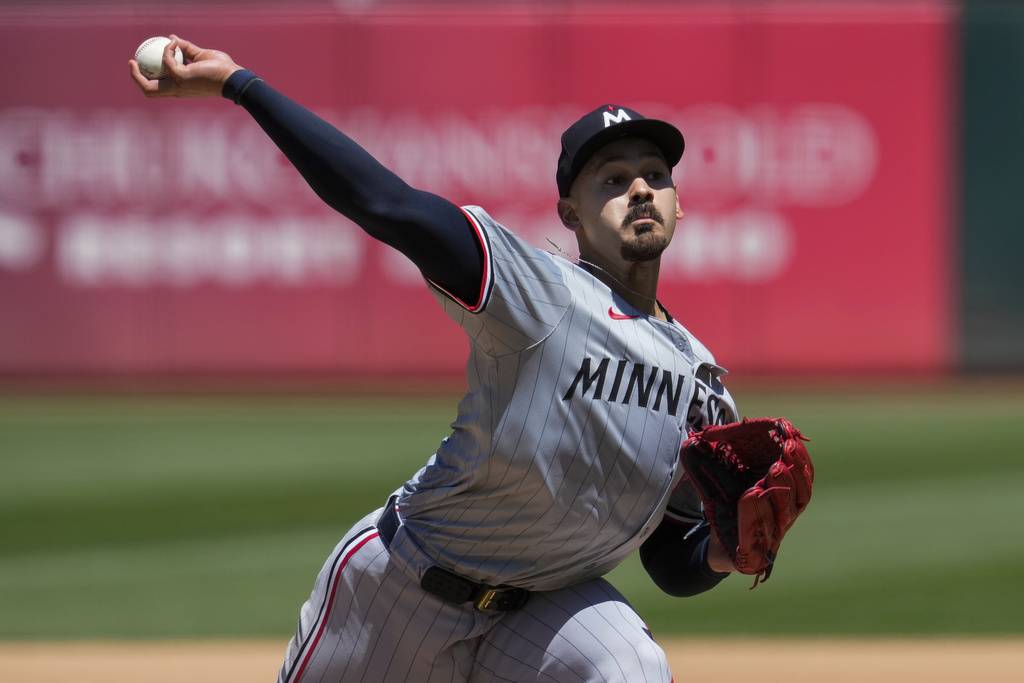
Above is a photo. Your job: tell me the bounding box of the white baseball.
[135,36,183,80]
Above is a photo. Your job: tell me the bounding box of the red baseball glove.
[681,417,814,588]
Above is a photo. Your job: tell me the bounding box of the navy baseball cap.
[556,104,685,198]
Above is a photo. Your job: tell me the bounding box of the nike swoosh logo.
[608,307,640,320]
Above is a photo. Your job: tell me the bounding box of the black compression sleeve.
[639,520,731,597]
[222,70,484,306]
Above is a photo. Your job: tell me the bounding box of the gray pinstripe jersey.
[389,206,737,593]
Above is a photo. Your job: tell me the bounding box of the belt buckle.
[474,587,506,613]
[474,586,528,612]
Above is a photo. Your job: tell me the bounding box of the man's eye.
[604,176,622,185]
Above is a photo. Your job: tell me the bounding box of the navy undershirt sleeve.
[222,70,484,307]
[639,519,730,597]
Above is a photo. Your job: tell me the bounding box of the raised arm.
[130,36,485,307]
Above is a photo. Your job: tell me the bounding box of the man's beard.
[621,202,669,262]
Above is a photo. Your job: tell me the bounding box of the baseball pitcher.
[130,36,814,683]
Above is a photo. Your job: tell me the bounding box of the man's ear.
[557,198,582,231]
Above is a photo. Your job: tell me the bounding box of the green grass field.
[1,382,1022,639]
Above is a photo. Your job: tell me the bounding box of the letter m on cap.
[603,108,632,127]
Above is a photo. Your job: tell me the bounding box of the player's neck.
[547,238,667,321]
[585,257,665,320]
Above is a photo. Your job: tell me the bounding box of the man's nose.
[629,177,654,203]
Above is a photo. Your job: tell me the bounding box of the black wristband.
[221,69,262,104]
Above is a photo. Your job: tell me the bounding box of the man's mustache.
[622,202,664,229]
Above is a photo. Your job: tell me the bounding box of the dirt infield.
[1,638,1021,682]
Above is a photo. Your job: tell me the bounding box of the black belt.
[377,497,530,613]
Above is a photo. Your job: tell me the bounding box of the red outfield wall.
[0,2,956,380]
